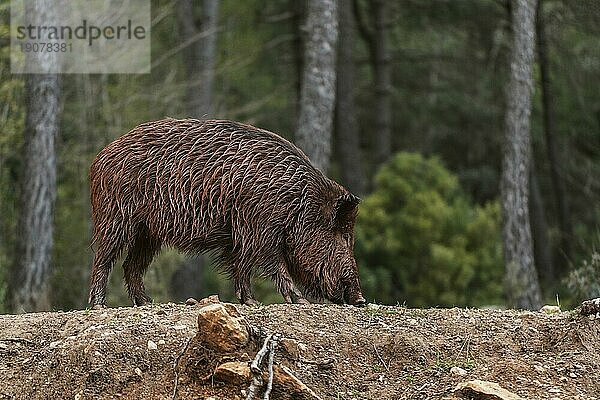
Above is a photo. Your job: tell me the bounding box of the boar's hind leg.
[122,224,161,306]
[89,237,125,307]
[231,260,258,306]
[273,264,309,304]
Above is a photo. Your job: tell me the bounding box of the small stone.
[366,303,381,311]
[533,365,545,373]
[213,361,252,385]
[569,372,577,378]
[540,305,561,314]
[197,294,221,306]
[49,340,61,349]
[185,297,198,306]
[134,367,142,377]
[580,298,600,316]
[450,366,467,376]
[455,380,524,400]
[147,340,158,350]
[158,339,165,345]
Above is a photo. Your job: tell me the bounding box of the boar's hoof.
[91,304,106,310]
[294,298,311,305]
[133,294,153,306]
[243,298,260,307]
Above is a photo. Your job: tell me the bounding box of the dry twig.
[247,333,281,400]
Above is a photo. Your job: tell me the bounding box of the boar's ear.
[333,193,360,229]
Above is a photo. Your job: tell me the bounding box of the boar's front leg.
[273,263,309,304]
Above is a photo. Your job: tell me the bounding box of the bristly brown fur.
[88,119,365,306]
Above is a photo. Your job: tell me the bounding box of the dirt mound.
[0,302,599,399]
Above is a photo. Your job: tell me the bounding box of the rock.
[450,366,467,376]
[147,340,157,350]
[185,298,198,305]
[197,303,249,352]
[533,365,545,373]
[273,366,322,400]
[134,367,142,377]
[213,361,252,385]
[580,298,600,316]
[198,294,221,306]
[540,305,561,314]
[455,380,524,400]
[158,339,165,346]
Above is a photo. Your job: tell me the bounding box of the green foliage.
[566,252,600,301]
[355,152,504,307]
[565,229,600,301]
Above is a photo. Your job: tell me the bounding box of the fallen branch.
[372,343,390,373]
[172,337,193,400]
[246,332,281,400]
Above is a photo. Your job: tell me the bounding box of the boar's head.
[285,191,366,306]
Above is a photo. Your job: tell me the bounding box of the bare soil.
[0,302,599,400]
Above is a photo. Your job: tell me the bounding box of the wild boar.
[88,119,365,307]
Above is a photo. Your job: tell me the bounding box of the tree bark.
[371,0,392,165]
[296,0,339,174]
[335,0,366,195]
[174,0,220,300]
[501,0,542,310]
[536,0,572,271]
[177,0,220,117]
[292,0,305,112]
[530,161,554,289]
[10,0,61,312]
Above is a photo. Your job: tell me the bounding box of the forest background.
[0,0,599,313]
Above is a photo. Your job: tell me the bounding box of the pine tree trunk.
[530,162,554,289]
[371,0,392,165]
[292,0,305,114]
[335,0,366,195]
[177,0,220,117]
[296,0,339,174]
[173,0,220,300]
[536,0,572,272]
[501,0,542,310]
[10,0,61,312]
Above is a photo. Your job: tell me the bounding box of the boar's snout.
[344,286,366,307]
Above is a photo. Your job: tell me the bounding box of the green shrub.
[355,152,503,307]
[566,251,600,301]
